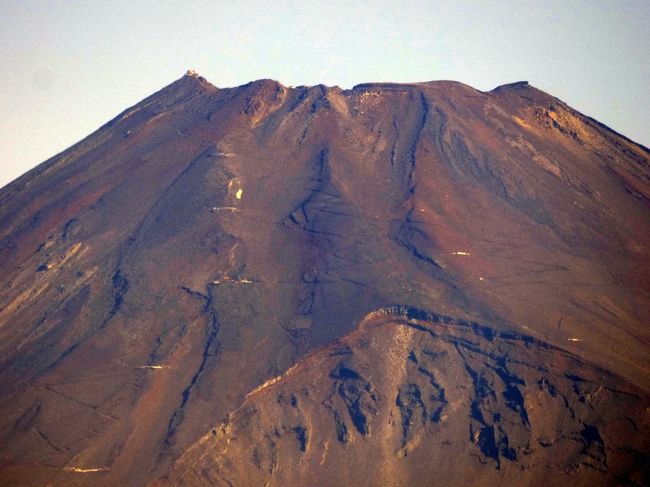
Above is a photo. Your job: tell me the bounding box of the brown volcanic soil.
[0,72,648,486]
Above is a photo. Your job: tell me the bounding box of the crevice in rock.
[166,284,221,443]
[331,363,378,436]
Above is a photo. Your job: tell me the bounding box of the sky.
[1,0,648,188]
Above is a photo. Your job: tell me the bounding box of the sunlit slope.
[0,73,648,486]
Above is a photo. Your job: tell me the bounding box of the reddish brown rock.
[0,73,648,486]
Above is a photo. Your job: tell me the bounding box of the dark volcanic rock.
[0,72,648,486]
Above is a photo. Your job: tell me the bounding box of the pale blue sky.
[1,0,648,188]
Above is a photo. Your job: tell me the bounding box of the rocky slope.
[159,306,649,487]
[0,71,648,486]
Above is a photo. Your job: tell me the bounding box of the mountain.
[0,71,648,486]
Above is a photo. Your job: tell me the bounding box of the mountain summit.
[0,74,648,486]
